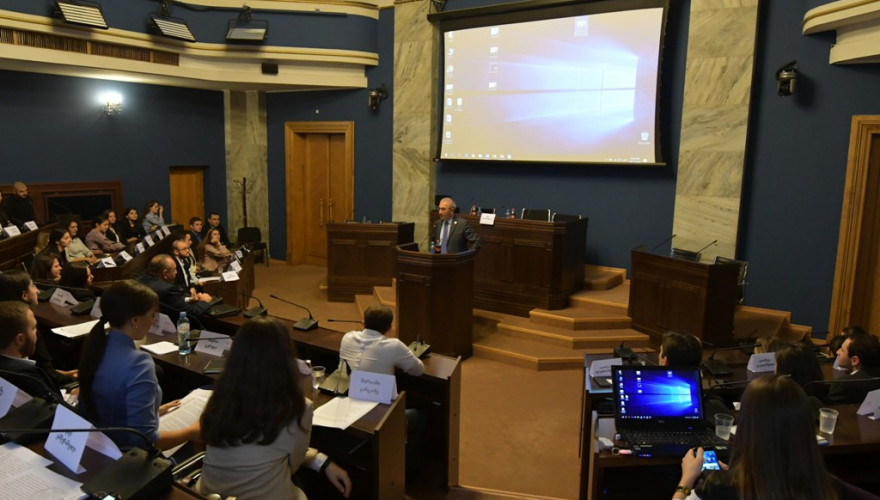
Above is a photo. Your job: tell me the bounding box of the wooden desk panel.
[0,221,61,271]
[327,222,415,302]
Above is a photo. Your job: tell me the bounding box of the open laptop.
[612,365,729,458]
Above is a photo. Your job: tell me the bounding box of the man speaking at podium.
[432,197,481,253]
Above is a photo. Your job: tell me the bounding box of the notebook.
[612,365,729,458]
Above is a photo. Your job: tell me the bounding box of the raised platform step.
[354,294,381,316]
[528,303,631,330]
[497,320,648,349]
[569,280,630,310]
[373,285,396,307]
[583,265,627,291]
[473,334,621,371]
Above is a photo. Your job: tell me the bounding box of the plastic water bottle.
[177,312,191,355]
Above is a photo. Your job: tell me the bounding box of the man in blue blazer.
[432,197,481,253]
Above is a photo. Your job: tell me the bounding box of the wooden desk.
[0,221,60,270]
[91,228,179,283]
[429,212,588,316]
[326,222,415,302]
[201,252,255,310]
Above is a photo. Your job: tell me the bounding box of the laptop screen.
[613,366,703,424]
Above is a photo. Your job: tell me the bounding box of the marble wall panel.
[224,90,269,245]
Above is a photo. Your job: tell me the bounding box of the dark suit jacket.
[432,216,481,253]
[201,223,230,246]
[826,369,880,404]
[137,274,210,321]
[188,229,202,247]
[4,195,35,226]
[173,255,202,292]
[0,355,64,404]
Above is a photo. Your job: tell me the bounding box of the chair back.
[237,227,262,245]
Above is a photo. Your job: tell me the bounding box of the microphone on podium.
[270,294,318,331]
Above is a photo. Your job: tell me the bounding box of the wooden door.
[169,167,205,227]
[285,122,354,266]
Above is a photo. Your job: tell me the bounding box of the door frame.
[829,116,880,337]
[284,121,355,265]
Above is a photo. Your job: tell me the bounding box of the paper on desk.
[0,442,84,500]
[313,397,378,430]
[195,336,231,356]
[51,319,100,339]
[199,276,222,283]
[141,341,179,356]
[159,388,212,458]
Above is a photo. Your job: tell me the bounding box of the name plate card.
[144,235,155,247]
[50,288,78,307]
[349,370,396,404]
[162,226,171,237]
[46,406,90,473]
[118,250,133,262]
[235,250,244,259]
[135,243,146,254]
[195,336,232,356]
[479,213,497,226]
[229,260,242,273]
[90,297,102,319]
[0,377,19,417]
[747,352,776,373]
[149,313,176,336]
[858,389,880,418]
[221,270,239,282]
[23,221,38,231]
[3,225,20,237]
[98,257,116,268]
[589,357,622,379]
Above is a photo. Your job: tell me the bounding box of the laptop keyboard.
[621,429,728,447]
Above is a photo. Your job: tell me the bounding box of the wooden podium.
[327,222,415,302]
[396,246,475,358]
[628,248,739,346]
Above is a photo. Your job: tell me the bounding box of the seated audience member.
[339,304,425,479]
[41,228,71,267]
[78,280,200,450]
[831,325,866,368]
[102,209,122,243]
[200,212,230,246]
[32,253,62,283]
[774,342,825,411]
[827,332,880,404]
[85,213,125,254]
[659,330,703,369]
[63,218,97,264]
[0,301,66,404]
[33,230,50,254]
[6,181,35,226]
[0,271,77,387]
[137,254,212,321]
[675,375,845,500]
[0,191,12,228]
[171,238,200,292]
[200,317,352,499]
[59,264,96,301]
[197,228,233,272]
[188,217,203,246]
[142,200,165,233]
[117,206,146,243]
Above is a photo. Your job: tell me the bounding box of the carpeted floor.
[253,262,582,500]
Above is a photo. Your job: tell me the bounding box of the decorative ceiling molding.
[803,0,880,64]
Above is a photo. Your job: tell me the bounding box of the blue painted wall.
[0,70,227,223]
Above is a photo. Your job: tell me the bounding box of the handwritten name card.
[348,370,396,404]
[747,352,776,373]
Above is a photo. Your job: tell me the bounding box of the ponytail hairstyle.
[78,280,158,418]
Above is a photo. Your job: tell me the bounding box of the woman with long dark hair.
[197,228,232,272]
[142,200,165,233]
[200,316,351,499]
[674,375,841,500]
[78,280,199,450]
[41,228,71,267]
[63,218,97,264]
[117,206,146,243]
[31,253,62,283]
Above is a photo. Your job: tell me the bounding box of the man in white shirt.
[338,304,425,481]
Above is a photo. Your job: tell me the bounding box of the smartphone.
[702,449,721,471]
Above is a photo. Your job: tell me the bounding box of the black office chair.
[713,256,749,303]
[551,213,582,223]
[521,208,551,221]
[237,227,268,266]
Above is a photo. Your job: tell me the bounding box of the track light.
[226,7,268,42]
[55,0,108,29]
[150,1,195,42]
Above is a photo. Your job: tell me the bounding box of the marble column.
[393,0,437,245]
[671,0,760,261]
[224,90,269,247]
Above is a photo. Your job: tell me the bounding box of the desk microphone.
[704,378,753,398]
[696,239,719,254]
[613,342,636,363]
[701,340,761,377]
[651,234,676,252]
[244,295,267,318]
[803,377,880,395]
[270,294,318,331]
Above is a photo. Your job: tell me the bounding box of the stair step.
[354,294,381,316]
[528,304,632,330]
[374,285,396,307]
[732,305,791,340]
[497,320,648,349]
[569,281,630,310]
[584,265,627,290]
[473,333,647,371]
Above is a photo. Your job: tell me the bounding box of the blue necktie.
[440,220,450,253]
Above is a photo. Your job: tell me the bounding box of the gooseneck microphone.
[701,341,761,377]
[270,294,318,331]
[651,234,676,252]
[244,295,267,318]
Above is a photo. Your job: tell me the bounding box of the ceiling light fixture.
[55,0,108,29]
[226,7,268,42]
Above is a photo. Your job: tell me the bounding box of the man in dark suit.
[171,238,202,293]
[138,254,213,321]
[0,301,64,404]
[827,331,880,404]
[431,197,481,253]
[5,181,35,226]
[188,217,203,247]
[200,212,230,246]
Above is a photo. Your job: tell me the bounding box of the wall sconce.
[227,6,269,42]
[776,60,798,97]
[368,84,388,111]
[99,91,123,115]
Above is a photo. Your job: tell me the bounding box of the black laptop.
[612,365,729,458]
